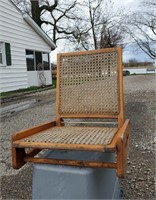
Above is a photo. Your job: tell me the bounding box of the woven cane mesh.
[20,127,117,146]
[59,50,119,116]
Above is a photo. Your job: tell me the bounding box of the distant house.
[123,65,156,75]
[0,0,56,92]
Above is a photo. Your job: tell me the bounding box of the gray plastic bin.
[32,150,121,199]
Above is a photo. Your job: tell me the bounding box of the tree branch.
[55,1,77,22]
[39,0,58,12]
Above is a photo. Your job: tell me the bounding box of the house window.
[35,51,42,70]
[26,50,35,71]
[26,50,50,71]
[43,52,50,70]
[0,42,12,66]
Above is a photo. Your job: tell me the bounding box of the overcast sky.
[114,0,143,11]
[50,0,152,63]
[115,0,153,62]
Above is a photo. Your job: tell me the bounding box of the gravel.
[0,75,156,199]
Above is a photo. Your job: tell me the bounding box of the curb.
[1,99,37,118]
[1,87,56,104]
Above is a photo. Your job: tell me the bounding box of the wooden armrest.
[12,120,56,142]
[118,119,130,141]
[12,120,56,169]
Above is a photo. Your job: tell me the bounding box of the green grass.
[0,84,56,98]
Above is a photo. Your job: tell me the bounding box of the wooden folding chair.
[12,47,130,178]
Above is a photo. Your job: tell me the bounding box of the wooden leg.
[12,147,26,169]
[12,147,42,169]
[116,138,124,178]
[116,127,130,178]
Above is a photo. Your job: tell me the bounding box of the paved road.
[0,75,156,199]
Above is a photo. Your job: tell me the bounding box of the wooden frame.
[12,47,130,178]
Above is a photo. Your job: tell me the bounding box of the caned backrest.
[56,47,124,121]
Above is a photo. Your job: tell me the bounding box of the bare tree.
[12,0,78,44]
[125,0,156,59]
[68,0,126,50]
[41,0,78,44]
[88,0,103,49]
[12,0,126,50]
[12,0,59,27]
[100,23,124,48]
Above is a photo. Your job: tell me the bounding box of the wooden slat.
[13,141,106,152]
[58,47,119,57]
[60,114,118,119]
[26,149,42,157]
[24,157,117,169]
[61,121,118,125]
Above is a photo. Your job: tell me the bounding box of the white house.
[0,0,56,93]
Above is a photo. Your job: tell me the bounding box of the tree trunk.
[30,0,41,27]
[89,1,97,50]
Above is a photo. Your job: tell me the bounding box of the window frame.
[5,43,12,66]
[35,51,43,71]
[26,49,50,71]
[42,52,50,71]
[0,42,6,67]
[26,49,35,71]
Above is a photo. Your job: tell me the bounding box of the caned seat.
[13,126,118,150]
[12,47,130,177]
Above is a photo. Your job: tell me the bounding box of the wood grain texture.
[57,47,120,57]
[24,157,117,169]
[116,119,130,177]
[56,53,61,126]
[118,47,125,129]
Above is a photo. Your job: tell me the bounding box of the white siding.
[27,71,52,86]
[0,0,52,92]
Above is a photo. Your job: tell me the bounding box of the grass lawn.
[0,84,56,98]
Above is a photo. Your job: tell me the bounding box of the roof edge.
[23,13,56,50]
